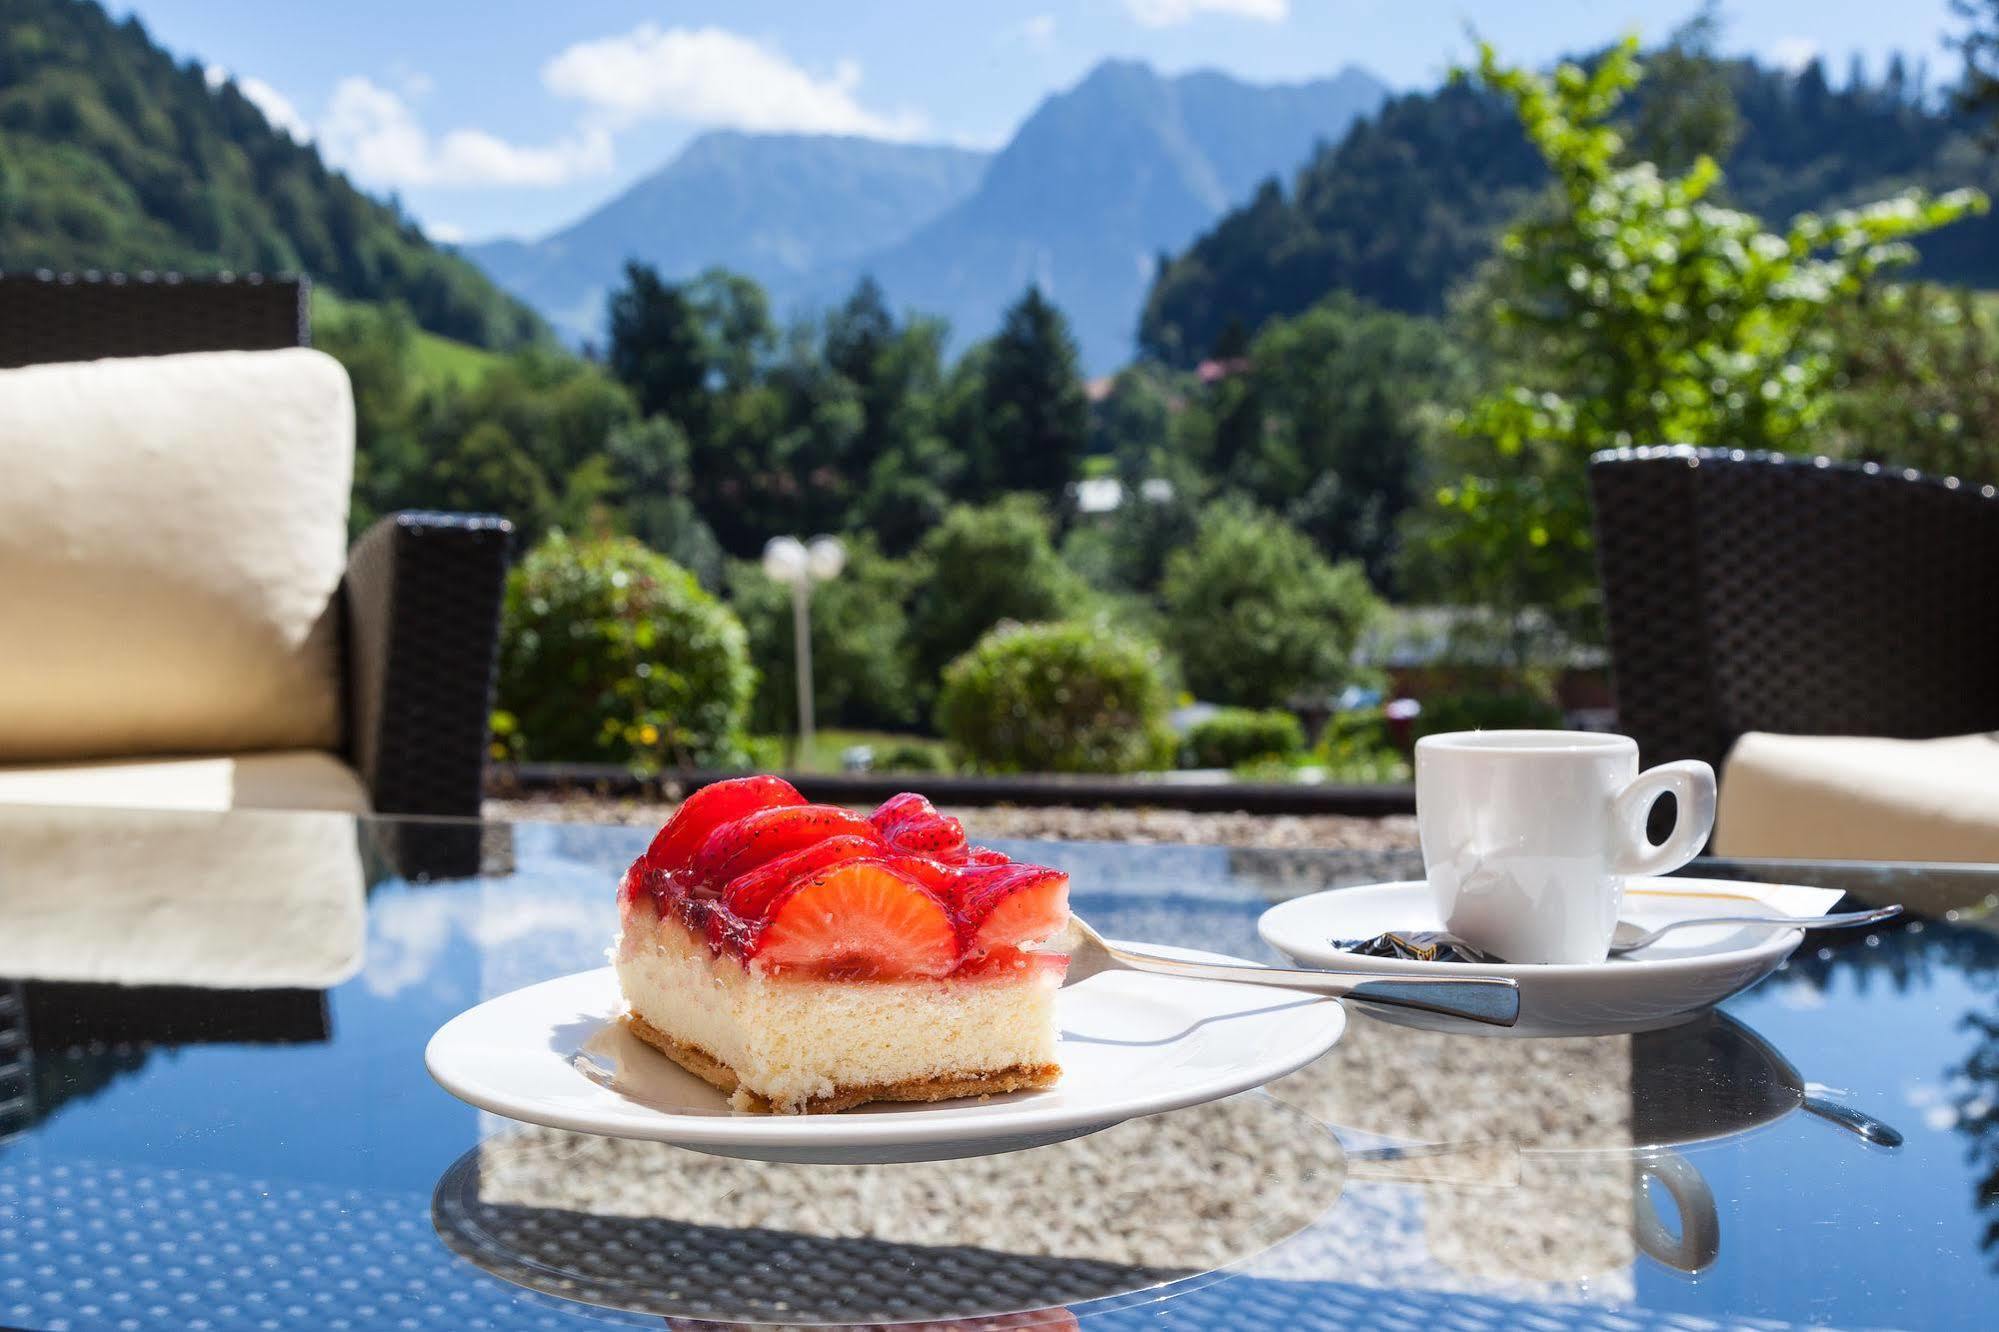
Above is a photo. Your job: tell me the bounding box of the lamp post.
[762,534,845,768]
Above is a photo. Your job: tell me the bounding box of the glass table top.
[2,802,1996,1331]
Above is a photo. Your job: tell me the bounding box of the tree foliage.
[322,300,638,543]
[1413,39,1985,634]
[1142,35,1999,364]
[727,540,922,735]
[0,0,542,348]
[1227,294,1463,590]
[1823,284,1999,484]
[1953,0,1999,139]
[971,287,1091,497]
[1162,499,1381,708]
[904,496,1089,689]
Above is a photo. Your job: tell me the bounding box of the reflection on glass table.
[2,803,1998,1331]
[433,1090,1344,1324]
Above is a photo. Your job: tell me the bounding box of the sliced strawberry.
[966,846,1011,866]
[721,834,884,924]
[954,944,1071,982]
[952,863,1070,956]
[870,791,967,857]
[750,862,959,980]
[882,852,958,895]
[619,861,675,915]
[643,776,805,876]
[868,791,935,831]
[692,803,881,890]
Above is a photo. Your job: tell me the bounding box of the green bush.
[497,533,756,767]
[1412,691,1564,740]
[874,741,948,774]
[727,539,919,734]
[1161,499,1381,708]
[906,496,1088,687]
[937,621,1176,774]
[1315,706,1412,784]
[1181,708,1306,769]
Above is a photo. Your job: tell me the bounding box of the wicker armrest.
[343,511,513,818]
[1588,447,1999,772]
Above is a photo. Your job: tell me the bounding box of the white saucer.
[1257,877,1845,1038]
[425,943,1347,1163]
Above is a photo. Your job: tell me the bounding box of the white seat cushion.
[1716,731,1999,864]
[0,348,354,763]
[0,803,364,989]
[0,750,371,814]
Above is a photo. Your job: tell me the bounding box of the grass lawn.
[755,728,951,774]
[311,288,504,388]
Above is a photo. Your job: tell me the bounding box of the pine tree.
[826,277,894,386]
[606,262,710,435]
[825,276,901,477]
[975,287,1089,497]
[1954,0,1999,137]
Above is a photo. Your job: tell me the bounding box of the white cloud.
[1766,36,1821,73]
[202,65,311,141]
[542,23,924,139]
[1125,0,1288,27]
[426,220,467,243]
[240,76,311,141]
[319,75,612,188]
[1022,15,1057,47]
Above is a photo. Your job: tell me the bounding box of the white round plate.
[425,943,1347,1163]
[1258,877,1843,1038]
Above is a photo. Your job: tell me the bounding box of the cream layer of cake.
[615,896,1061,1114]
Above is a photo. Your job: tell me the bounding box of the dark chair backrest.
[1589,446,1999,773]
[0,272,307,368]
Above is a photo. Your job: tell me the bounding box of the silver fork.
[1060,914,1521,1028]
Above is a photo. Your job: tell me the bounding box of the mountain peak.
[818,59,1392,371]
[468,133,988,341]
[469,58,1393,369]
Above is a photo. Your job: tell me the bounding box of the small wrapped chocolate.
[1333,930,1498,964]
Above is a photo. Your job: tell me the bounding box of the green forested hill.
[1140,53,1999,364]
[0,0,543,349]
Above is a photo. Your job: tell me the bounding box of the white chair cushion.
[0,803,364,989]
[1716,731,1999,864]
[0,750,371,814]
[0,348,354,762]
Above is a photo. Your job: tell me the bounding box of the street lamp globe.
[806,535,846,581]
[761,535,809,585]
[763,533,847,771]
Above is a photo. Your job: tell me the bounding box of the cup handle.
[1610,759,1717,877]
[1631,1148,1720,1274]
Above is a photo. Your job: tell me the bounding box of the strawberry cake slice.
[614,776,1070,1114]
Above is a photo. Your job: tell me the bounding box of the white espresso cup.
[1415,730,1717,965]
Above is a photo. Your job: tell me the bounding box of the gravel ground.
[483,793,1418,851]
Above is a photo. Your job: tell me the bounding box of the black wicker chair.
[1587,446,1999,775]
[0,271,512,821]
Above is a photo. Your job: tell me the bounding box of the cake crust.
[626,1013,1060,1115]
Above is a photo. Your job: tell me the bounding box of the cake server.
[1061,914,1520,1028]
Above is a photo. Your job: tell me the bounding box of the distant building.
[1074,477,1124,513]
[1070,476,1177,514]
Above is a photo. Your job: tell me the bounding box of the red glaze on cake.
[614,776,1071,1113]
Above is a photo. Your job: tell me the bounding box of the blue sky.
[116,1,1965,245]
